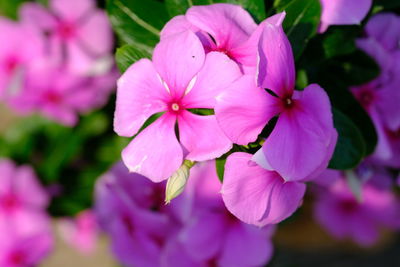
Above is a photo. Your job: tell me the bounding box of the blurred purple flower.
[20,0,113,74]
[114,30,241,182]
[313,174,400,246]
[319,0,372,33]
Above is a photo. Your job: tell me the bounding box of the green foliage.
[0,0,26,19]
[329,109,366,169]
[115,44,152,73]
[274,0,321,59]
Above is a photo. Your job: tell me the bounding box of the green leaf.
[115,44,152,73]
[322,27,358,58]
[274,0,321,59]
[165,0,266,23]
[216,157,227,182]
[0,0,27,19]
[328,108,366,170]
[107,0,169,49]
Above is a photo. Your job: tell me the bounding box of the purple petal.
[215,75,280,145]
[114,59,168,137]
[221,152,306,226]
[365,13,400,51]
[122,114,183,182]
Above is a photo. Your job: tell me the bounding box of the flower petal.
[178,111,231,161]
[221,152,306,226]
[153,30,205,98]
[257,16,295,97]
[364,13,400,51]
[160,15,198,40]
[51,0,94,21]
[114,59,168,137]
[184,52,241,109]
[215,75,279,145]
[186,4,257,49]
[261,84,336,181]
[121,114,183,182]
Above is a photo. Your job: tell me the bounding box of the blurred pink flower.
[313,175,400,246]
[58,210,99,254]
[20,0,113,74]
[0,18,43,99]
[114,30,241,182]
[220,152,306,227]
[215,13,337,182]
[9,65,116,126]
[319,0,372,33]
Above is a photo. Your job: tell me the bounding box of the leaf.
[328,108,366,170]
[115,44,152,73]
[165,0,266,23]
[322,26,358,58]
[0,0,27,19]
[216,157,227,182]
[107,0,169,49]
[274,0,321,59]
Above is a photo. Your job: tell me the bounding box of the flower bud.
[165,160,195,204]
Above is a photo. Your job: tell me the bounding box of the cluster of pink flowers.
[0,159,53,267]
[95,161,275,267]
[114,3,337,227]
[0,0,116,126]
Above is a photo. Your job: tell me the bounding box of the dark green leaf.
[329,108,366,169]
[274,0,321,59]
[115,44,152,73]
[0,0,27,19]
[107,0,169,49]
[322,27,358,58]
[216,157,227,182]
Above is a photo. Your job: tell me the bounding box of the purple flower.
[319,0,372,33]
[163,160,275,267]
[114,30,241,182]
[20,0,113,74]
[313,174,400,246]
[215,13,337,182]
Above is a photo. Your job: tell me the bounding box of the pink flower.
[9,65,116,126]
[0,18,43,99]
[161,4,284,73]
[313,176,400,246]
[163,161,275,266]
[58,210,99,254]
[0,159,50,229]
[215,13,337,182]
[20,0,113,74]
[319,0,372,33]
[220,152,306,227]
[114,30,241,182]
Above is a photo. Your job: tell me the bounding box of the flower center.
[5,57,18,74]
[282,96,295,109]
[57,22,76,40]
[8,251,26,265]
[0,194,19,212]
[338,198,359,214]
[171,103,180,111]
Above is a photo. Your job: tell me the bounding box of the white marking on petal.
[184,75,197,95]
[129,155,148,173]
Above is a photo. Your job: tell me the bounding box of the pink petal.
[160,15,198,40]
[19,3,56,31]
[365,13,400,51]
[114,59,168,137]
[260,84,336,181]
[186,4,257,49]
[218,224,274,267]
[178,111,232,161]
[161,238,206,267]
[184,52,241,109]
[215,75,279,145]
[50,0,95,21]
[77,10,113,56]
[319,0,372,32]
[257,16,295,97]
[121,114,183,182]
[153,30,205,98]
[221,152,306,226]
